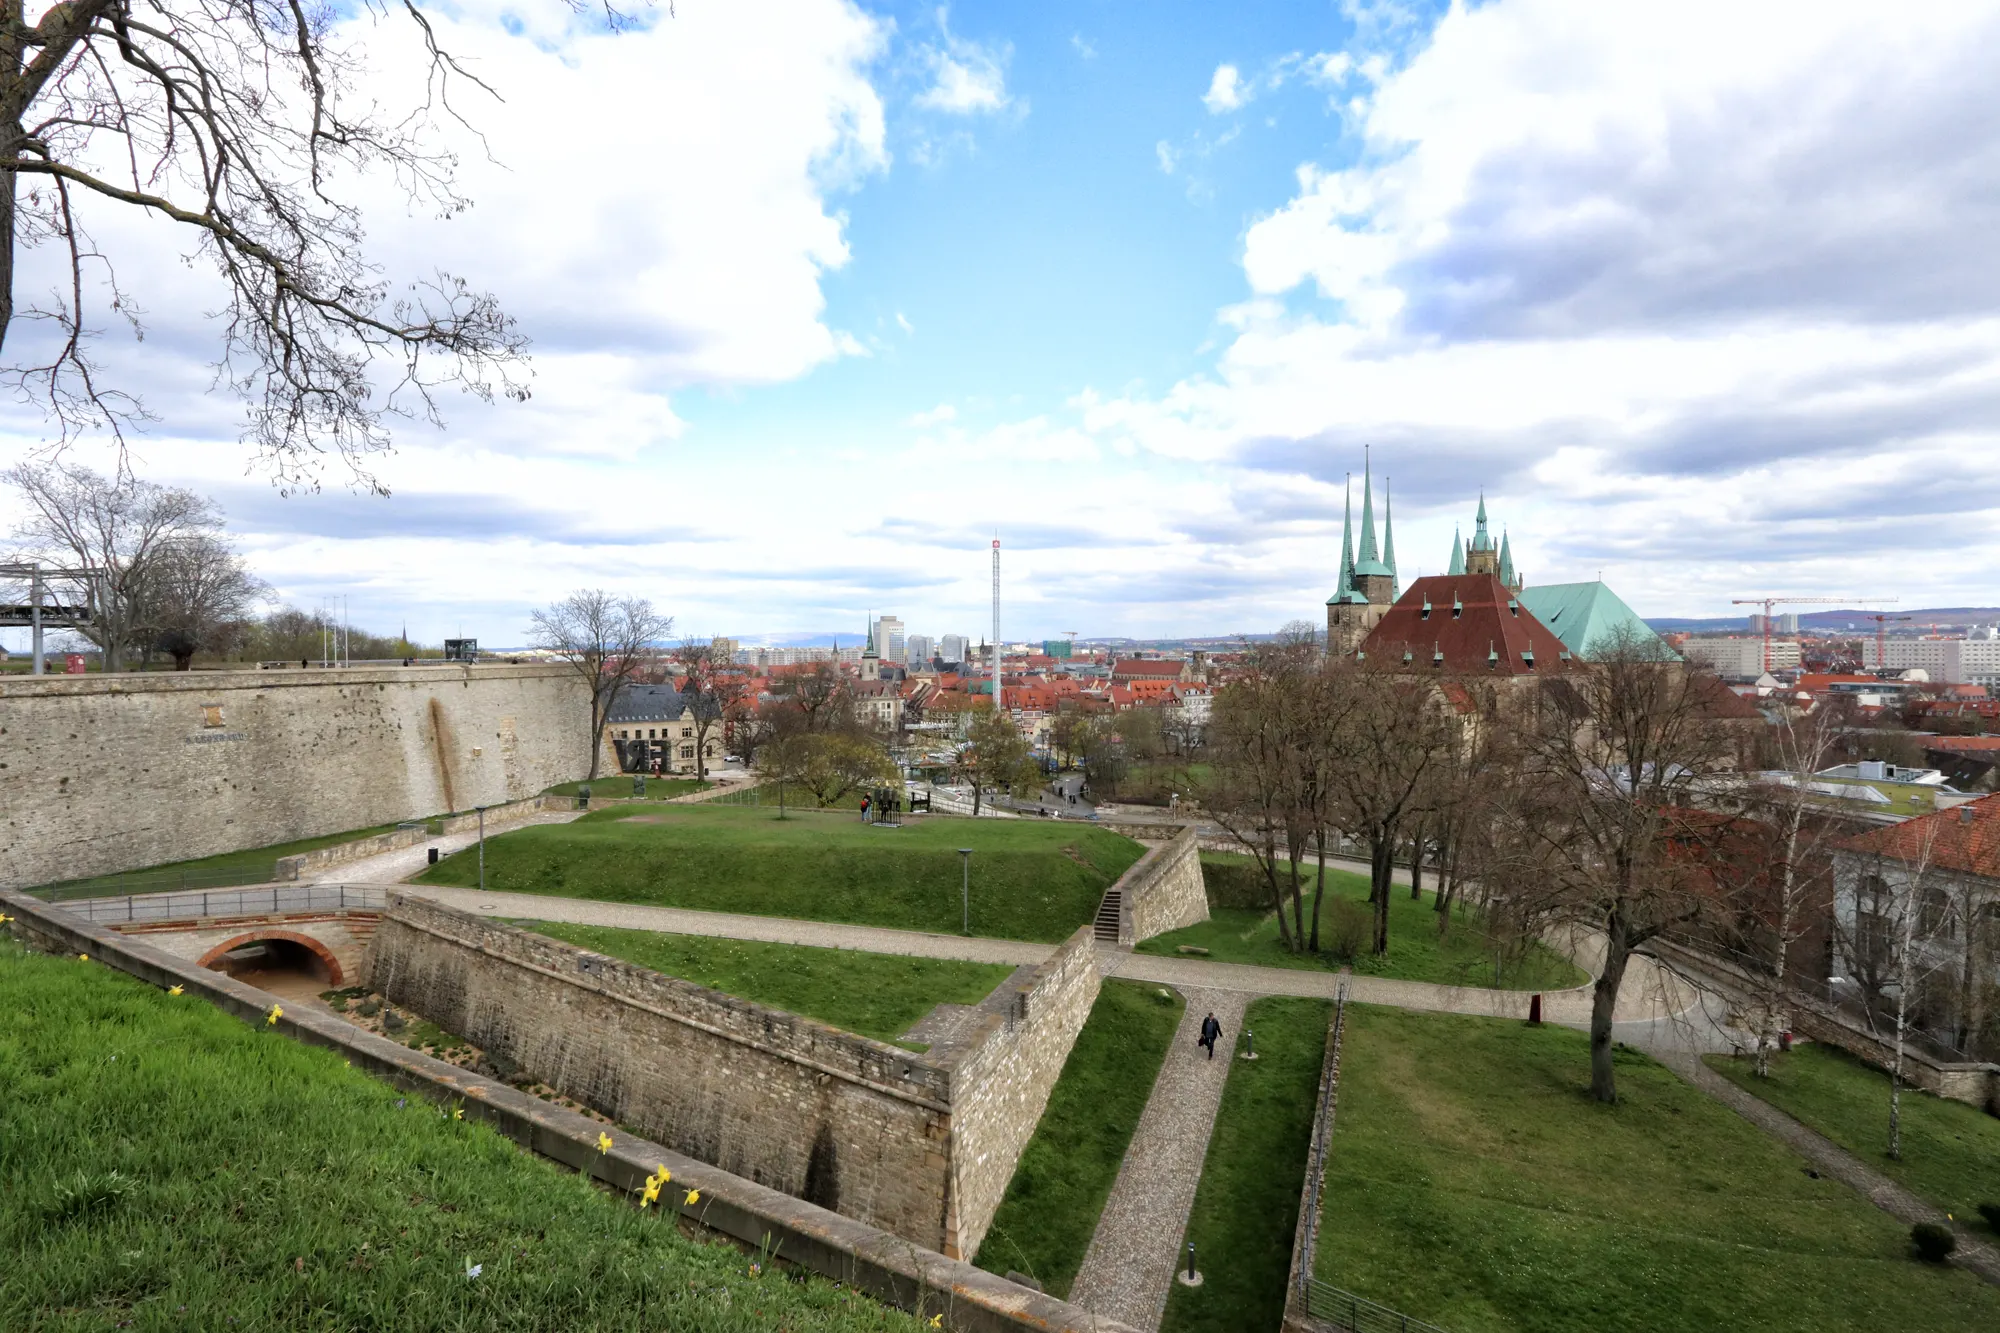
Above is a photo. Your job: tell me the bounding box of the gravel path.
[1066,988,1247,1333]
[308,810,586,885]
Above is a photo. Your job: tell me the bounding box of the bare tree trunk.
[1288,842,1306,952]
[0,125,14,350]
[1410,824,1425,901]
[1266,824,1294,950]
[1370,831,1394,957]
[1309,830,1328,953]
[1591,918,1632,1104]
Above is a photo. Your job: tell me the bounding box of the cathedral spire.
[1357,450,1381,569]
[1382,476,1398,596]
[1337,474,1355,598]
[1498,530,1516,588]
[1447,525,1466,576]
[1472,492,1494,553]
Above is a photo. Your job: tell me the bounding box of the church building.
[1326,455,1399,655]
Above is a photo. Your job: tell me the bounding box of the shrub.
[1979,1202,2000,1234]
[1322,898,1369,963]
[1911,1222,1957,1263]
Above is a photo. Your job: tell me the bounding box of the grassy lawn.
[1137,855,1584,991]
[513,922,1015,1047]
[32,821,408,901]
[974,980,1185,1297]
[1312,1006,2000,1333]
[1706,1041,2000,1231]
[545,777,710,801]
[415,805,1146,943]
[0,938,915,1333]
[1160,996,1332,1333]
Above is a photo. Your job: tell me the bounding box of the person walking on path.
[1198,1011,1222,1059]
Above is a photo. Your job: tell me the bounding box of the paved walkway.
[1067,988,1247,1332]
[309,810,585,885]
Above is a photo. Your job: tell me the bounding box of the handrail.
[44,883,386,925]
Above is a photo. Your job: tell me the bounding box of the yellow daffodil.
[929,1316,943,1329]
[655,1165,670,1183]
[266,1004,283,1025]
[596,1132,613,1154]
[78,953,88,962]
[640,1178,662,1208]
[0,912,13,923]
[167,985,184,997]
[683,1188,699,1206]
[452,1106,464,1121]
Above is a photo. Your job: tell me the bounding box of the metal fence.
[1301,1280,1452,1333]
[1293,986,1347,1301]
[49,883,386,925]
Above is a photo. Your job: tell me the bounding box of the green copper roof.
[1381,477,1398,592]
[1498,530,1515,586]
[1447,525,1466,576]
[1517,582,1678,661]
[1353,454,1393,578]
[1328,475,1358,604]
[1471,494,1495,553]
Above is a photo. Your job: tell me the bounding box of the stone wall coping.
[385,894,957,1109]
[1283,996,1346,1324]
[0,661,572,698]
[0,886,1142,1333]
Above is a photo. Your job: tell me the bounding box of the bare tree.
[0,0,554,482]
[962,708,1037,816]
[529,589,669,781]
[670,637,731,781]
[6,458,225,669]
[145,528,266,668]
[1487,637,1737,1103]
[770,661,850,734]
[1204,632,1318,951]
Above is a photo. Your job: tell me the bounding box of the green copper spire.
[1447,525,1466,576]
[864,616,879,657]
[1499,530,1515,587]
[1471,493,1495,553]
[1329,475,1356,604]
[1353,449,1393,578]
[1381,476,1398,594]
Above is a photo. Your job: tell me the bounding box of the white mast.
[991,538,1002,711]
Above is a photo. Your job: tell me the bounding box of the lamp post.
[476,805,489,893]
[957,848,974,936]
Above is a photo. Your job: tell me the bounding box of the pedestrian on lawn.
[1199,1011,1222,1060]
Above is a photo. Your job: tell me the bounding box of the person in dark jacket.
[1198,1011,1222,1059]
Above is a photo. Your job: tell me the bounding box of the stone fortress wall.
[1115,825,1210,945]
[366,894,1101,1260]
[0,664,590,889]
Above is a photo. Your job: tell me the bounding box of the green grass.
[1312,1005,2000,1333]
[32,821,409,901]
[974,980,1185,1297]
[512,922,1015,1047]
[415,804,1147,943]
[545,777,710,801]
[1160,996,1332,1333]
[1137,855,1585,991]
[0,937,916,1332]
[1706,1041,2000,1230]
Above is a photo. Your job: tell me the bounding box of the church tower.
[1457,497,1523,590]
[860,617,881,682]
[1326,451,1399,654]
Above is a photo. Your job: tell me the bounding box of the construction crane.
[1731,596,1894,675]
[1867,615,1912,671]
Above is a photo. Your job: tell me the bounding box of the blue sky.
[4,0,1998,649]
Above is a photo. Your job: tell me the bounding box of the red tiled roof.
[1359,574,1582,676]
[1843,792,2000,879]
[1924,736,2000,752]
[1112,659,1187,678]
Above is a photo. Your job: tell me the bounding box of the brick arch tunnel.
[196,929,347,987]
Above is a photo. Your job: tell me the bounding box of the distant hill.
[1646,607,2000,634]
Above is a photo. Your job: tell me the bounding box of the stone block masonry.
[366,894,1101,1261]
[0,664,590,889]
[1113,825,1209,946]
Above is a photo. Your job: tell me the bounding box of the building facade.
[603,684,723,774]
[1862,635,2000,690]
[1683,636,1801,679]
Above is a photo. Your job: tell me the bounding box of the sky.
[3,0,1999,648]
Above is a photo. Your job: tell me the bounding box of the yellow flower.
[655,1166,671,1184]
[452,1106,464,1121]
[640,1178,662,1208]
[78,954,88,962]
[596,1132,613,1154]
[266,1004,283,1025]
[0,912,13,923]
[929,1316,943,1329]
[167,985,184,997]
[683,1188,700,1206]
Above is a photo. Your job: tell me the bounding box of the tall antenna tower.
[991,538,1002,710]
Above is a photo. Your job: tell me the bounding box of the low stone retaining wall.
[1108,826,1208,945]
[0,887,1138,1333]
[1282,994,1347,1333]
[433,793,553,835]
[275,826,432,880]
[366,895,1101,1262]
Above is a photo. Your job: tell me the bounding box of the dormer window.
[1421,599,1432,620]
[1487,643,1499,668]
[1508,599,1520,616]
[1452,599,1463,619]
[1558,650,1572,662]
[1402,650,1414,663]
[1521,651,1535,670]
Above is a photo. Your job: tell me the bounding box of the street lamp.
[957,848,974,936]
[476,805,489,893]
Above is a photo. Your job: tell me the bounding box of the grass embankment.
[1160,996,1331,1333]
[0,938,915,1332]
[1137,853,1583,990]
[1313,1006,2000,1333]
[515,922,1015,1047]
[545,777,710,801]
[975,981,1185,1297]
[1707,1042,2000,1231]
[416,805,1146,943]
[33,822,407,901]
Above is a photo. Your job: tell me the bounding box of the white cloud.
[915,10,1013,115]
[1155,141,1177,175]
[1071,33,1097,60]
[908,403,957,427]
[1202,64,1244,114]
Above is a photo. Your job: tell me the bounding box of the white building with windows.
[1862,635,2000,690]
[1682,636,1800,679]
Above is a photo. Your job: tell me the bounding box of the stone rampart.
[0,664,590,889]
[943,928,1101,1259]
[365,894,1101,1260]
[1115,826,1209,944]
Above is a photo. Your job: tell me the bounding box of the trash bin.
[428,847,440,865]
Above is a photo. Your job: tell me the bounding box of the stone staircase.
[1092,888,1123,944]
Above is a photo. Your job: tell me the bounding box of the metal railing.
[30,863,284,903]
[1301,1279,1452,1333]
[50,883,386,926]
[1293,986,1347,1300]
